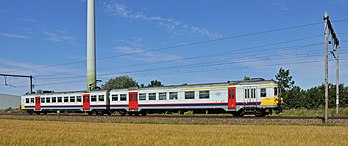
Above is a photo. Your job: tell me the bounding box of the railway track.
[1,114,348,125]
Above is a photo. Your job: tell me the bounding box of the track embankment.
[1,114,348,125]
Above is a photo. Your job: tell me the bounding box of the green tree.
[140,84,145,88]
[304,85,323,109]
[243,76,251,81]
[283,86,304,109]
[101,75,138,90]
[275,68,295,94]
[147,80,163,87]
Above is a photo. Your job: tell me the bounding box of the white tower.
[86,0,96,91]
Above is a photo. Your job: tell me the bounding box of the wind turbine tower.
[86,0,96,91]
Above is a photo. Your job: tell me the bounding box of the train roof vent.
[250,78,264,81]
[128,87,138,90]
[42,90,54,93]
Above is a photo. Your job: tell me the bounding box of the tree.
[140,84,145,88]
[283,86,304,109]
[147,80,163,87]
[275,68,295,94]
[101,75,138,90]
[243,76,251,81]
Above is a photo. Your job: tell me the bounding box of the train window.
[52,97,56,103]
[185,91,195,99]
[58,97,62,103]
[244,89,248,98]
[251,89,256,98]
[199,91,209,99]
[230,90,235,99]
[120,94,127,101]
[46,97,51,103]
[30,98,34,103]
[139,93,146,101]
[41,97,45,103]
[260,88,267,97]
[274,87,278,96]
[70,96,76,102]
[26,98,30,103]
[149,93,156,100]
[91,95,97,102]
[64,97,69,102]
[112,94,118,101]
[159,92,167,100]
[169,92,178,100]
[76,96,82,102]
[99,95,104,102]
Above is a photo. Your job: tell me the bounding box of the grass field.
[278,108,348,117]
[0,119,347,145]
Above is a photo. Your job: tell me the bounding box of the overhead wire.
[3,20,348,90]
[27,55,348,88]
[37,42,324,80]
[3,21,328,74]
[31,50,348,86]
[36,36,325,79]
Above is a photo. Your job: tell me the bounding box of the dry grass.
[1,119,347,146]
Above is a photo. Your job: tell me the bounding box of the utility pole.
[0,73,34,94]
[335,44,339,116]
[323,12,329,123]
[323,11,340,122]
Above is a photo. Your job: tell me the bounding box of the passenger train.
[21,78,282,117]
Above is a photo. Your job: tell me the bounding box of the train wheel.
[141,112,147,116]
[231,112,239,117]
[237,109,245,117]
[254,112,266,117]
[28,111,33,115]
[88,112,93,116]
[254,109,266,117]
[92,110,97,116]
[98,111,104,116]
[179,110,185,115]
[120,111,126,116]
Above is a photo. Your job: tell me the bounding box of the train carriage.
[108,78,281,116]
[21,90,110,115]
[21,91,85,114]
[21,78,281,116]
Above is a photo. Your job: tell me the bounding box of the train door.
[228,87,236,109]
[83,93,90,111]
[128,92,138,111]
[35,96,40,111]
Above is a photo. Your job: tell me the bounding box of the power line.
[36,36,325,79]
[22,56,348,88]
[4,21,328,74]
[37,42,324,80]
[31,51,348,86]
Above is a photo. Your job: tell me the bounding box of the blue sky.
[1,0,348,95]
